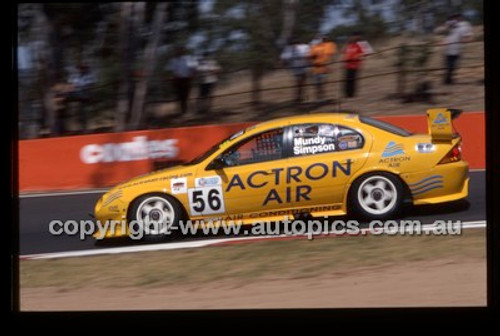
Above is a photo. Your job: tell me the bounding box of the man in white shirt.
[167,46,198,115]
[280,39,311,102]
[436,14,474,85]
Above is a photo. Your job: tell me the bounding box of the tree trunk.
[396,67,407,98]
[277,0,298,48]
[395,44,408,98]
[129,3,167,130]
[33,5,60,135]
[251,69,263,104]
[115,2,133,132]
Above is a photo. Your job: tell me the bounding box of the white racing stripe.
[20,220,486,260]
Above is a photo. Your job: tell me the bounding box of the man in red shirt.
[342,32,365,98]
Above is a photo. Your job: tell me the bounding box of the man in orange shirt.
[309,35,337,101]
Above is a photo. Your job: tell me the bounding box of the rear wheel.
[128,193,183,240]
[350,173,404,220]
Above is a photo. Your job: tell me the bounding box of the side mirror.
[207,156,225,170]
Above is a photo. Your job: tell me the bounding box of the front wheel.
[349,173,405,220]
[128,193,183,241]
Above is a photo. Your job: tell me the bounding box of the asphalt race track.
[19,171,486,255]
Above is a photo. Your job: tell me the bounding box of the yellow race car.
[94,108,468,239]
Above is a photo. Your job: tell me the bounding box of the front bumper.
[92,192,129,239]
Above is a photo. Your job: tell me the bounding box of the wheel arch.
[126,191,189,223]
[344,169,413,210]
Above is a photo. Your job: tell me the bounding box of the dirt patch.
[21,258,485,310]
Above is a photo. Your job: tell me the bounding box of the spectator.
[196,52,221,114]
[280,39,311,102]
[66,63,95,133]
[167,46,198,115]
[309,35,337,101]
[341,32,366,98]
[435,13,473,85]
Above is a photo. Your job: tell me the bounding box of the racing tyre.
[349,173,405,220]
[128,193,183,241]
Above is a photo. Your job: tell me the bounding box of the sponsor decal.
[188,186,225,216]
[416,143,436,153]
[189,176,225,216]
[248,205,342,218]
[293,136,335,155]
[338,141,348,150]
[120,172,193,189]
[108,205,121,213]
[347,141,358,149]
[380,141,410,167]
[433,112,448,125]
[337,134,359,142]
[225,160,352,206]
[203,213,245,222]
[80,136,179,164]
[170,177,187,194]
[195,176,222,188]
[382,141,405,157]
[409,175,444,196]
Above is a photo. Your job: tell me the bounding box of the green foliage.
[395,41,433,69]
[394,42,433,68]
[294,0,332,42]
[329,14,387,44]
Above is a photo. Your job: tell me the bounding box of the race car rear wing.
[426,108,462,143]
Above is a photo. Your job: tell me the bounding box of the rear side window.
[336,126,364,151]
[359,115,412,136]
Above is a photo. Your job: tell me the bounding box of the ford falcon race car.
[94,108,469,239]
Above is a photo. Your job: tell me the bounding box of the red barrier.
[18,112,484,192]
[18,122,253,192]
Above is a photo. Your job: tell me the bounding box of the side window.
[219,128,284,167]
[292,123,336,157]
[336,126,364,151]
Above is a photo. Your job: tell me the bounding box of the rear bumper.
[413,176,469,205]
[401,160,469,205]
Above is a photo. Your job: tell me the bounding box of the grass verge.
[20,228,485,290]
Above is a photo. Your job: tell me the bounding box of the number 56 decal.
[188,186,226,216]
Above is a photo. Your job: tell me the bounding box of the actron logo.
[382,141,405,157]
[433,112,448,124]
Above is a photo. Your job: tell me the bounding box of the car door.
[285,123,369,209]
[190,127,288,219]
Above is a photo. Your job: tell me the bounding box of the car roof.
[248,112,360,133]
